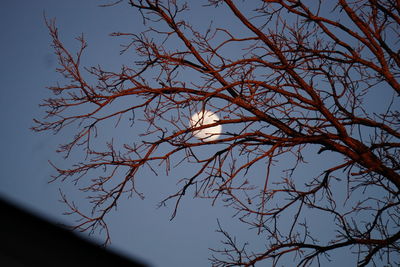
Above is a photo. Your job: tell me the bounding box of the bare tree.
[33,0,400,266]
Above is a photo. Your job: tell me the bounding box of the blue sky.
[1,1,397,266]
[0,1,261,266]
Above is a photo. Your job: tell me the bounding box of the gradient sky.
[0,1,395,267]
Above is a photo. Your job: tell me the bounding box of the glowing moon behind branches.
[190,110,222,141]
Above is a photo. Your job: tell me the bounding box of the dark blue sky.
[0,1,261,266]
[1,1,395,266]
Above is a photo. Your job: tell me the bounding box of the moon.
[190,110,222,141]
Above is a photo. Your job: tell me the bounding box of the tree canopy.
[34,0,400,266]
